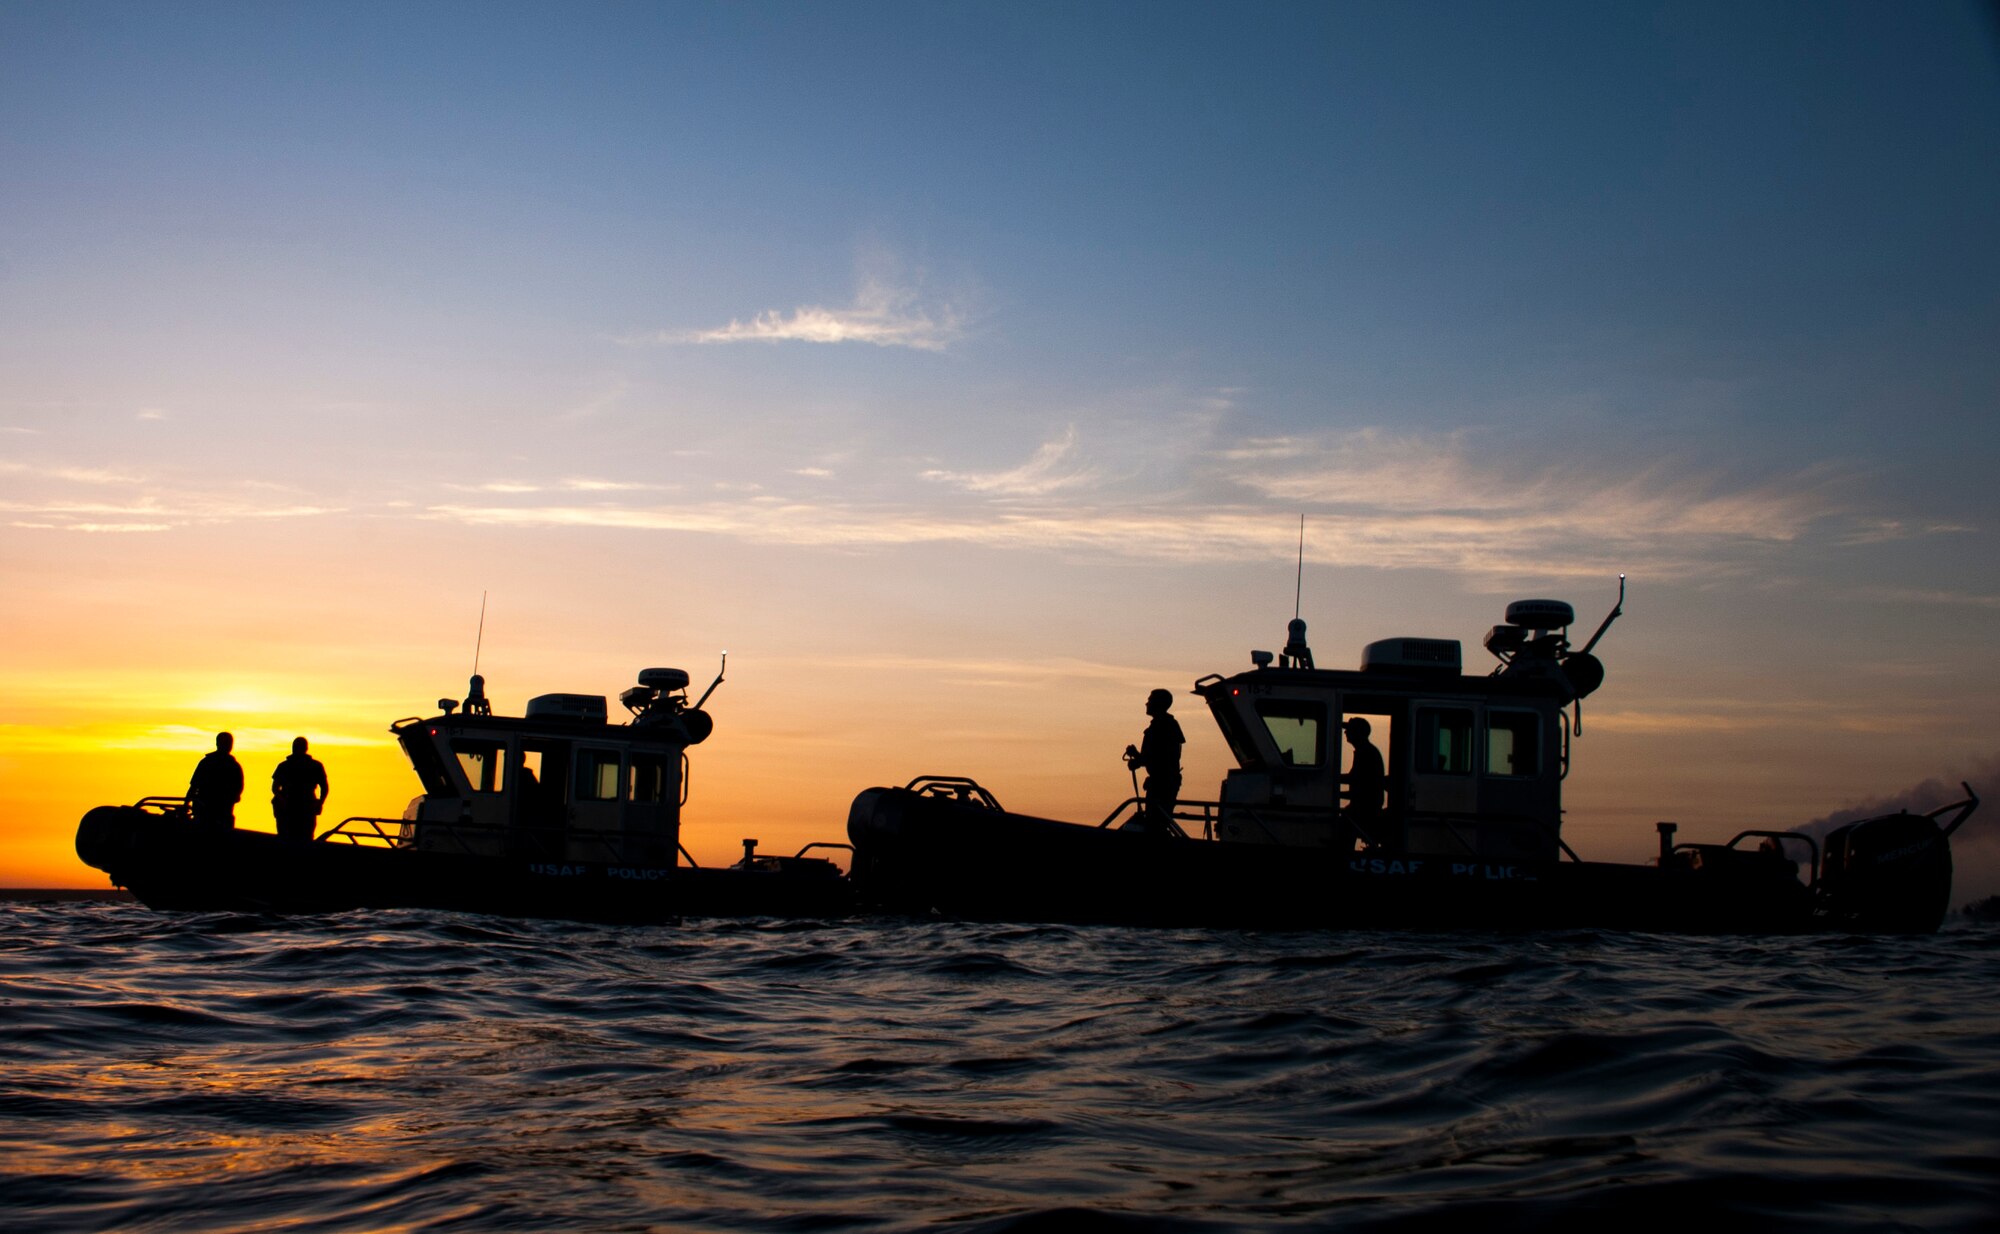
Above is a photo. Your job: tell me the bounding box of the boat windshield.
[1255,700,1326,767]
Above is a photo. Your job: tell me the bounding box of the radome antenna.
[471,591,488,676]
[1293,514,1306,621]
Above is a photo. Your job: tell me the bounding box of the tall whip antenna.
[1294,514,1306,621]
[471,591,488,676]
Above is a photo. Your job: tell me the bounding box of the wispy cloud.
[1850,586,2000,611]
[561,477,659,493]
[0,460,147,486]
[558,380,629,422]
[9,519,173,533]
[923,426,1097,495]
[0,459,341,531]
[446,478,664,496]
[650,278,964,352]
[420,425,1912,580]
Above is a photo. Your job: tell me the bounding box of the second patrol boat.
[846,583,1978,933]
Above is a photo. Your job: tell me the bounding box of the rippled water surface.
[2,901,1996,1232]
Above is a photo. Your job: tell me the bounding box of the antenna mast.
[1280,515,1314,669]
[472,591,488,676]
[1294,514,1305,620]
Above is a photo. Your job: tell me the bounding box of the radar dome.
[639,667,691,692]
[1505,599,1574,630]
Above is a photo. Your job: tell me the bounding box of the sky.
[3,1,1998,900]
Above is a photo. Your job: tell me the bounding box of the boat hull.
[847,788,1949,933]
[76,805,853,922]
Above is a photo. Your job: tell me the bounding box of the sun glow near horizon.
[3,4,1997,896]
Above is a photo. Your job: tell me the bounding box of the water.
[3,902,1995,1233]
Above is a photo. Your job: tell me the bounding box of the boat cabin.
[1195,598,1613,864]
[391,667,716,866]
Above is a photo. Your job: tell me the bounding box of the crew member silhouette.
[271,736,329,844]
[1341,717,1385,843]
[1123,688,1184,834]
[187,732,244,831]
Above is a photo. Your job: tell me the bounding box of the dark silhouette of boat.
[75,660,852,921]
[847,585,1980,933]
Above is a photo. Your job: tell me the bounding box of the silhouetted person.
[1123,688,1184,835]
[187,732,244,831]
[271,736,329,844]
[1341,717,1384,843]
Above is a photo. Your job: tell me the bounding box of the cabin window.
[1487,710,1541,777]
[1416,707,1474,774]
[629,753,667,803]
[1255,700,1325,767]
[575,749,622,802]
[452,739,507,793]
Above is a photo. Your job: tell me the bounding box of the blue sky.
[3,1,1998,885]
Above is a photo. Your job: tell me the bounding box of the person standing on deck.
[271,737,329,844]
[1341,717,1385,846]
[187,732,244,831]
[1123,688,1184,834]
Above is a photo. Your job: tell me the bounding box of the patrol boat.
[847,584,1980,933]
[75,658,853,921]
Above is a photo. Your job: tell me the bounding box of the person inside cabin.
[271,736,329,844]
[1123,688,1184,835]
[186,731,244,831]
[1341,717,1385,842]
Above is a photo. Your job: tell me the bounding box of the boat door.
[1480,706,1553,820]
[1409,702,1478,816]
[569,746,625,861]
[516,739,569,857]
[445,733,513,854]
[622,749,680,866]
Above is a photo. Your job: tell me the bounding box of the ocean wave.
[0,903,1994,1232]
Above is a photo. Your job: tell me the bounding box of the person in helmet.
[1122,688,1184,835]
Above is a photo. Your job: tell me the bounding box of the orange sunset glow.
[3,2,1997,904]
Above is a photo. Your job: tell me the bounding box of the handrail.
[794,841,853,859]
[321,815,637,863]
[1094,796,1193,838]
[320,817,411,848]
[1096,796,1401,849]
[1717,829,1821,888]
[903,775,1004,811]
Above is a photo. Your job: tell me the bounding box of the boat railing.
[134,795,192,819]
[320,817,413,848]
[1096,796,1226,839]
[1710,829,1822,889]
[904,775,1006,812]
[1671,830,1821,891]
[318,816,634,864]
[1096,797,1381,845]
[795,841,854,860]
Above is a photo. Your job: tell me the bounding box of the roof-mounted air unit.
[1360,637,1462,675]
